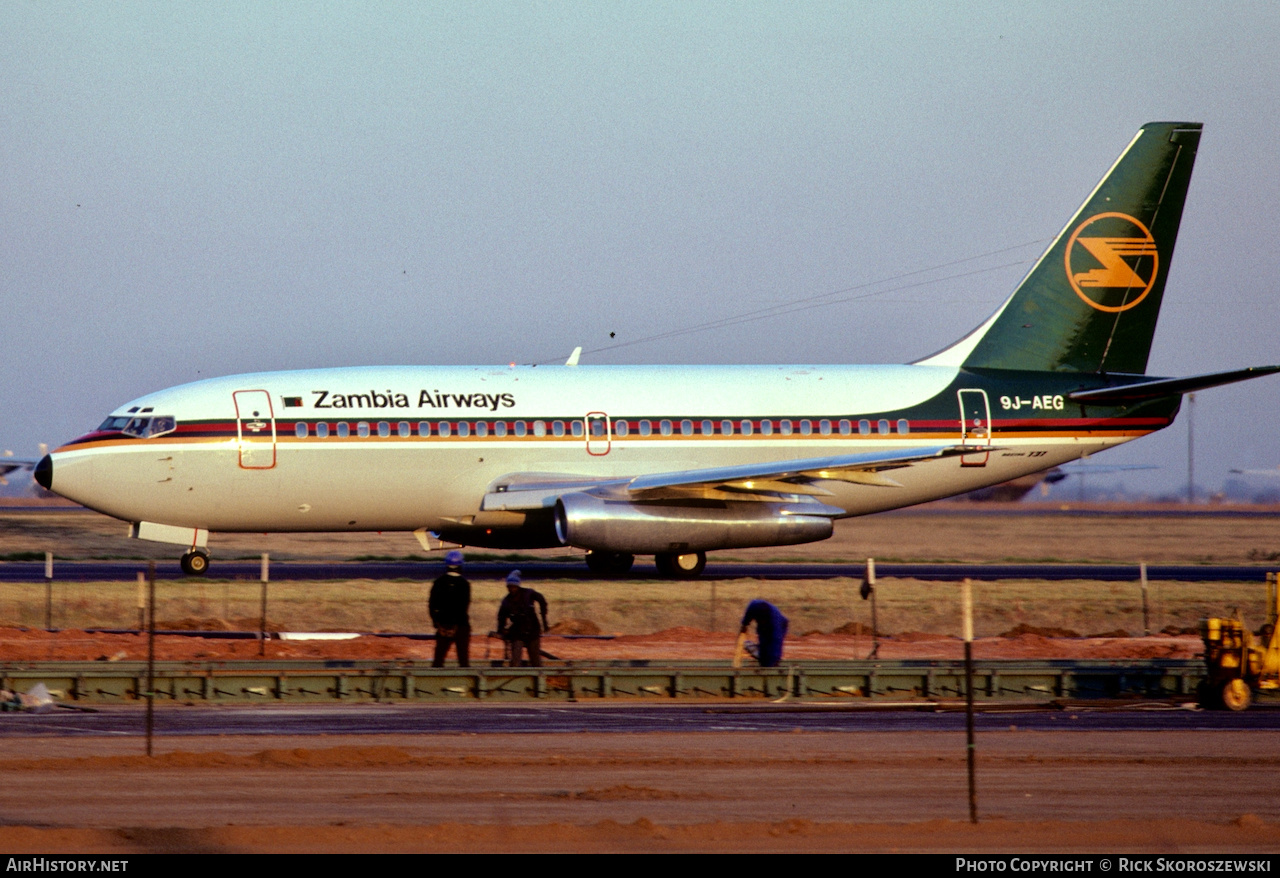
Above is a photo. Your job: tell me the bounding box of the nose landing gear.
[180,550,210,576]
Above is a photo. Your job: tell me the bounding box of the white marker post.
[136,572,146,631]
[860,557,879,659]
[1140,561,1150,636]
[44,552,53,631]
[258,553,269,656]
[146,560,155,757]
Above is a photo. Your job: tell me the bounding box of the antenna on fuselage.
[565,346,582,367]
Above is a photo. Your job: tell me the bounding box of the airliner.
[34,122,1280,577]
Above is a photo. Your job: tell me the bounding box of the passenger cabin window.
[897,419,910,435]
[336,423,350,438]
[316,423,330,438]
[417,421,431,437]
[819,419,831,435]
[571,420,584,437]
[740,420,753,436]
[357,422,370,438]
[779,420,793,436]
[615,420,628,437]
[532,420,546,437]
[701,419,713,436]
[639,420,652,436]
[377,421,390,437]
[514,421,527,437]
[799,419,812,435]
[680,419,693,436]
[494,421,507,437]
[660,420,672,436]
[476,421,489,437]
[858,419,871,435]
[552,421,565,437]
[721,420,733,435]
[590,419,606,437]
[457,422,471,437]
[295,422,308,438]
[438,421,451,437]
[397,421,410,437]
[760,420,773,436]
[839,419,852,435]
[878,419,890,435]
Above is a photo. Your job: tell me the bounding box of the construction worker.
[429,550,471,667]
[738,599,789,668]
[497,570,549,667]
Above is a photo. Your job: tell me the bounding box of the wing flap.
[482,445,976,511]
[623,445,972,493]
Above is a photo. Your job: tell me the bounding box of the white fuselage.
[47,363,1135,537]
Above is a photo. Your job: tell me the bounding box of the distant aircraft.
[963,462,1158,502]
[34,122,1280,576]
[0,448,44,486]
[1229,466,1280,477]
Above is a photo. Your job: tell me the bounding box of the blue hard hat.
[506,569,522,586]
[445,550,464,567]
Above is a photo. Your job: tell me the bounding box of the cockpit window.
[100,415,177,438]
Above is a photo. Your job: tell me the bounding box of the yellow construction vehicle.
[1200,573,1280,710]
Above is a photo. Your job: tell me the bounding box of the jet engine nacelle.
[553,492,835,554]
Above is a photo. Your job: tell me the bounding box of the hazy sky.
[3,3,1279,496]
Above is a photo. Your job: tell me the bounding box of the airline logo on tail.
[1065,211,1158,312]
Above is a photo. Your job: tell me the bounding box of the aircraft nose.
[34,455,52,490]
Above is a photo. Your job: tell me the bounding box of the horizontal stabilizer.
[1068,365,1280,404]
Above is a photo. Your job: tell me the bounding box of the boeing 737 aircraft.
[34,122,1280,577]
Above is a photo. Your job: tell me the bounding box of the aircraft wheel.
[655,551,706,579]
[1221,678,1253,712]
[180,550,210,576]
[585,551,635,575]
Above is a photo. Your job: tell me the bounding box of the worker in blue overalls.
[738,599,789,668]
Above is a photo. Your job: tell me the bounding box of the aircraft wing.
[483,444,980,512]
[1058,462,1158,474]
[0,456,38,485]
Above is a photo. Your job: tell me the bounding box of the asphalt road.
[6,702,1280,738]
[1,558,1274,582]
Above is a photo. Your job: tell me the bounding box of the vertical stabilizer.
[919,122,1202,374]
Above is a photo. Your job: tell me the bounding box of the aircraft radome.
[35,122,1280,577]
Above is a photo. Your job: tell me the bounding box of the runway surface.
[2,559,1274,582]
[6,702,1280,738]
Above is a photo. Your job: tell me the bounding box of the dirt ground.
[0,624,1203,663]
[1,504,1277,853]
[0,731,1278,853]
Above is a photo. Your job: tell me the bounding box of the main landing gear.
[655,551,706,579]
[585,550,635,575]
[180,550,210,576]
[582,550,707,578]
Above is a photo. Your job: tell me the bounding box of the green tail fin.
[920,122,1202,375]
